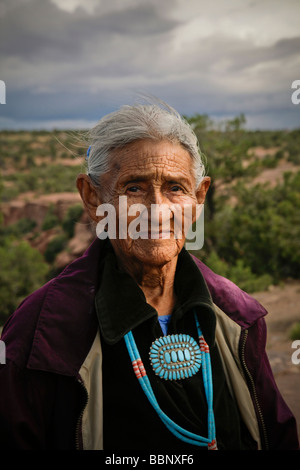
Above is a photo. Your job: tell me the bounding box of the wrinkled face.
[83,139,210,267]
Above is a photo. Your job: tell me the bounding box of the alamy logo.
[291,80,300,105]
[291,340,300,365]
[96,197,205,250]
[0,340,6,364]
[0,80,6,104]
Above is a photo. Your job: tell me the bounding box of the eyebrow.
[120,176,151,185]
[119,174,192,187]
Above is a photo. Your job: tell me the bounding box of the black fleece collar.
[95,242,216,346]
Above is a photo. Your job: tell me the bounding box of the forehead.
[109,139,194,179]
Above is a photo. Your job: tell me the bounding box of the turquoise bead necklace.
[124,312,217,450]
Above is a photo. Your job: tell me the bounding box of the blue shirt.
[158,314,172,335]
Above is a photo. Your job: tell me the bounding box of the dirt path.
[252,281,300,442]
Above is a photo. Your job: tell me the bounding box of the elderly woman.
[0,100,298,451]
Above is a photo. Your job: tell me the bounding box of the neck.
[117,254,178,316]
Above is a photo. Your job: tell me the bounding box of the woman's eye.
[127,186,140,193]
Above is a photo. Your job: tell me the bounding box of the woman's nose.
[147,187,166,206]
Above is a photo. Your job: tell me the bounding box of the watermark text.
[291,340,300,365]
[0,80,6,104]
[0,340,6,364]
[95,197,204,250]
[291,80,300,105]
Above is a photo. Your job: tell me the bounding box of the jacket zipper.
[75,378,89,450]
[240,329,269,450]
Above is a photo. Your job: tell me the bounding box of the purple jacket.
[0,238,298,450]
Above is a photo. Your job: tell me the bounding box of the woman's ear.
[196,176,211,204]
[76,174,102,222]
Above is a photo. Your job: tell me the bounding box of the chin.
[131,239,183,266]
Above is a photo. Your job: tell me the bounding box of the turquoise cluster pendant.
[149,333,202,380]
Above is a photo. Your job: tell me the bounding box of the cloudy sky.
[0,0,299,130]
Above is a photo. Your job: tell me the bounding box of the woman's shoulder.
[190,253,268,329]
[1,280,55,368]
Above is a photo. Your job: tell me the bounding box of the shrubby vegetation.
[62,204,84,238]
[44,234,68,263]
[0,130,86,201]
[187,114,300,293]
[2,164,83,201]
[289,322,300,341]
[0,238,48,323]
[41,204,60,230]
[43,205,83,262]
[209,172,300,282]
[0,200,85,323]
[0,162,85,322]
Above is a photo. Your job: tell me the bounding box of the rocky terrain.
[2,191,95,269]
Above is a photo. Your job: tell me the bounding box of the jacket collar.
[95,244,216,346]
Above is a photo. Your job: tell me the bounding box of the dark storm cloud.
[0,0,299,129]
[0,0,180,59]
[222,36,300,74]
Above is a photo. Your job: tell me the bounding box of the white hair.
[86,98,206,186]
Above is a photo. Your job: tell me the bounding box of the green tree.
[62,204,83,238]
[42,205,60,230]
[187,114,257,222]
[0,173,3,226]
[44,234,68,263]
[211,171,300,281]
[0,239,48,323]
[0,178,48,323]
